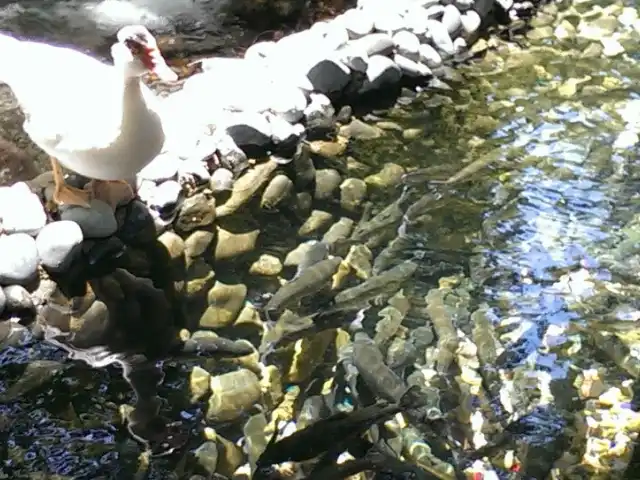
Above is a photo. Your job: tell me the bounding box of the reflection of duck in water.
[0,25,176,208]
[35,266,254,455]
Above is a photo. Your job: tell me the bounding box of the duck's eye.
[124,38,144,56]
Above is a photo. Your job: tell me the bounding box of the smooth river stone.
[207,369,261,422]
[36,220,83,272]
[0,233,39,286]
[199,281,247,329]
[60,199,118,238]
[0,182,47,236]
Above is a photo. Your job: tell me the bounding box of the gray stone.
[224,111,273,150]
[214,132,249,176]
[0,234,39,286]
[306,58,352,95]
[314,169,342,201]
[209,168,234,193]
[244,40,276,61]
[60,200,118,238]
[359,55,403,93]
[442,5,463,35]
[136,151,180,182]
[3,284,34,312]
[0,182,47,236]
[36,221,83,272]
[178,158,211,184]
[455,0,475,10]
[0,287,4,315]
[304,93,335,133]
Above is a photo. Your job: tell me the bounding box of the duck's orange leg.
[50,157,91,208]
[86,179,135,209]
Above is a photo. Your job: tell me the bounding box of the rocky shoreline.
[0,0,557,478]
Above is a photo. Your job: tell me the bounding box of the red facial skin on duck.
[124,38,177,81]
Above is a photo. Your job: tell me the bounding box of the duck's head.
[111,25,178,81]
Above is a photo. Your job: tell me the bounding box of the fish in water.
[255,385,423,474]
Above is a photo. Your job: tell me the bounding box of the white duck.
[0,25,177,207]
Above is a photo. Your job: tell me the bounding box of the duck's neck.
[120,76,148,131]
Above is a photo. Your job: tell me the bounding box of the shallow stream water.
[2,0,640,478]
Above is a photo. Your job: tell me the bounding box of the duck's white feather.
[0,32,166,180]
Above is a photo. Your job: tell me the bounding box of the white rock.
[393,30,421,61]
[310,21,350,51]
[332,48,369,73]
[0,233,39,286]
[419,43,443,68]
[403,6,431,37]
[442,5,463,35]
[304,93,335,123]
[360,55,403,93]
[0,182,47,236]
[36,220,83,272]
[306,58,352,95]
[264,83,309,123]
[453,37,468,54]
[342,33,395,56]
[137,151,180,182]
[213,132,249,175]
[427,19,455,56]
[244,41,277,61]
[425,5,446,19]
[267,114,302,144]
[340,8,374,38]
[455,0,475,10]
[373,12,405,33]
[461,11,482,36]
[393,54,432,77]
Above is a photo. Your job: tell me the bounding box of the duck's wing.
[0,34,124,147]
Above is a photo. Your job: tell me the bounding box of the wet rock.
[0,182,47,235]
[36,220,83,273]
[428,19,456,56]
[216,160,278,218]
[298,210,334,237]
[292,142,316,189]
[308,137,348,158]
[190,366,212,403]
[199,281,247,329]
[60,199,118,238]
[184,259,216,303]
[339,118,383,140]
[0,234,39,286]
[3,284,34,313]
[344,244,373,280]
[207,369,261,422]
[249,254,283,276]
[214,218,260,262]
[209,168,235,193]
[175,192,216,233]
[365,163,405,189]
[340,178,367,212]
[461,10,481,36]
[261,174,294,210]
[293,192,313,219]
[322,217,355,245]
[185,230,215,260]
[314,169,342,201]
[194,441,219,475]
[158,231,186,261]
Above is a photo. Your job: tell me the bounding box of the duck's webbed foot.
[86,179,135,209]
